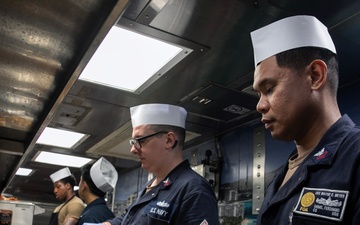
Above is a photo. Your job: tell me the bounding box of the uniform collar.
[285,115,354,167]
[145,160,190,190]
[85,197,106,208]
[306,114,355,166]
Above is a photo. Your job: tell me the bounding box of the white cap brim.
[50,167,71,183]
[130,103,187,128]
[251,15,336,66]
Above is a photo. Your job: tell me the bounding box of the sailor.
[77,157,118,225]
[102,103,219,225]
[251,15,360,224]
[49,167,85,225]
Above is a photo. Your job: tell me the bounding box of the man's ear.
[65,182,72,190]
[80,181,88,192]
[165,132,177,149]
[309,59,327,90]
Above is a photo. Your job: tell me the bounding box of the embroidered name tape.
[145,199,177,222]
[294,187,349,221]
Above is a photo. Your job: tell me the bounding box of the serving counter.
[0,200,45,225]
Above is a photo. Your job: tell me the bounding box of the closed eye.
[266,86,274,94]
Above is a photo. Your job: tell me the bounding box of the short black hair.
[59,175,76,188]
[276,47,339,95]
[80,164,106,197]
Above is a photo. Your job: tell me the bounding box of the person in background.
[77,157,118,225]
[251,15,360,224]
[102,103,219,225]
[49,167,85,225]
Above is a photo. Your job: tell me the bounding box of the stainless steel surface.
[0,0,130,202]
[0,200,44,225]
[0,1,360,223]
[252,126,265,215]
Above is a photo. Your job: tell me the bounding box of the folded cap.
[50,167,72,183]
[130,103,187,128]
[250,15,336,67]
[90,157,118,192]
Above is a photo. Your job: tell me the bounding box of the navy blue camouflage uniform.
[107,160,219,225]
[256,115,360,225]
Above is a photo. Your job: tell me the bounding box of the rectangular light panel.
[36,127,88,149]
[79,26,183,92]
[15,168,33,176]
[34,151,92,168]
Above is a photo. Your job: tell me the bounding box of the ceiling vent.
[180,83,258,122]
[50,103,91,127]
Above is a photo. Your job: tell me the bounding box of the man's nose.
[256,96,269,113]
[130,145,138,154]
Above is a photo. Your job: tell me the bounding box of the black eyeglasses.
[129,131,169,150]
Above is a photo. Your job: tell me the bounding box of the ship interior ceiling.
[1,0,360,213]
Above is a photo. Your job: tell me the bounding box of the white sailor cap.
[90,157,118,192]
[50,167,72,183]
[250,15,336,67]
[130,103,187,128]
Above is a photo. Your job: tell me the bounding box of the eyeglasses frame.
[129,131,169,150]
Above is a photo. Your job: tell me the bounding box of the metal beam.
[252,126,265,214]
[0,139,25,156]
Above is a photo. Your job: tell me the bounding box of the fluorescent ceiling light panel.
[36,127,88,149]
[16,168,33,176]
[34,151,92,168]
[79,26,183,92]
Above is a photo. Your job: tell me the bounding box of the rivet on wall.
[252,126,265,215]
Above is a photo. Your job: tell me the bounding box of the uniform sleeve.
[350,151,360,224]
[176,188,219,225]
[106,209,126,225]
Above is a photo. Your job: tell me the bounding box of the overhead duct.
[87,121,137,161]
[87,120,202,159]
